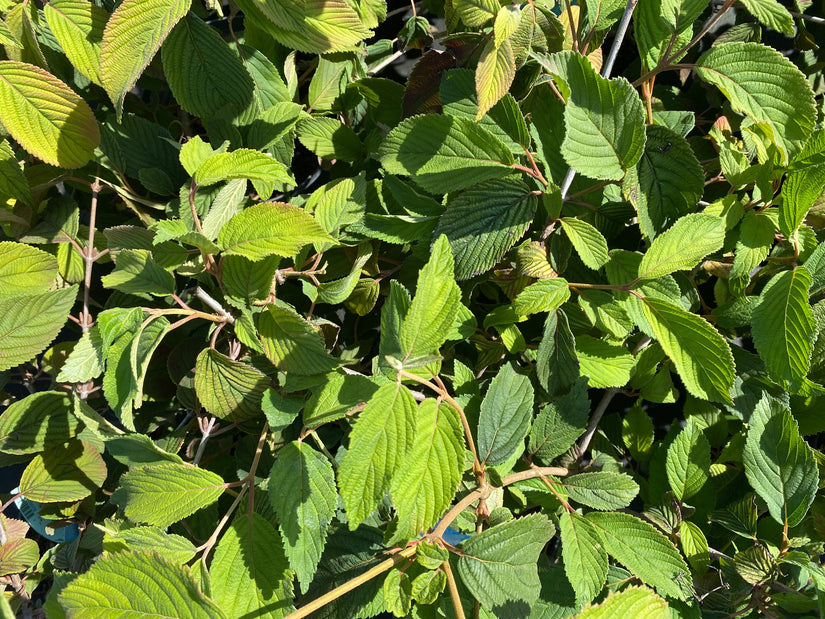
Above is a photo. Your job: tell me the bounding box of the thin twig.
[195,287,235,324]
[443,559,466,619]
[790,10,825,24]
[193,416,217,465]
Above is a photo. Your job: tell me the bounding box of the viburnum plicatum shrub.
[0,0,824,616]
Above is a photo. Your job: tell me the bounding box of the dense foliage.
[0,0,824,616]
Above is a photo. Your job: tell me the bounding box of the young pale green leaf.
[235,0,371,54]
[638,213,726,280]
[302,371,379,427]
[494,5,521,47]
[297,117,362,163]
[100,0,191,117]
[43,0,107,85]
[399,235,461,359]
[743,395,818,527]
[0,242,57,296]
[435,178,537,281]
[584,0,627,32]
[529,378,589,462]
[738,0,794,35]
[218,202,332,261]
[377,115,515,194]
[454,0,499,26]
[559,511,608,606]
[338,383,417,529]
[623,125,705,239]
[475,38,515,120]
[196,149,293,199]
[0,285,77,372]
[19,440,106,503]
[194,349,268,422]
[110,463,225,528]
[104,527,197,564]
[0,61,99,168]
[477,362,534,466]
[390,399,464,540]
[532,51,646,180]
[0,391,83,454]
[58,551,225,618]
[559,218,610,270]
[457,514,556,609]
[259,305,340,375]
[563,472,640,510]
[162,14,254,120]
[383,568,412,617]
[642,297,734,403]
[586,512,692,600]
[576,336,634,389]
[729,211,775,296]
[695,42,815,164]
[513,278,570,317]
[270,441,337,594]
[100,250,175,297]
[576,586,668,619]
[751,267,815,391]
[0,19,21,49]
[211,514,295,617]
[104,434,183,469]
[779,130,825,238]
[666,419,711,500]
[679,521,710,574]
[536,310,579,397]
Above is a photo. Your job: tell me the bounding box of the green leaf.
[103,526,197,564]
[0,391,83,454]
[729,211,775,296]
[259,305,340,375]
[19,439,106,503]
[0,285,77,372]
[679,521,710,574]
[104,433,183,469]
[575,586,668,619]
[586,512,692,600]
[100,250,176,296]
[221,254,279,309]
[338,383,417,529]
[303,371,379,427]
[100,0,191,117]
[297,117,362,163]
[211,513,294,617]
[494,5,521,47]
[642,297,734,403]
[622,124,705,239]
[43,0,107,86]
[529,378,589,462]
[536,309,580,397]
[270,441,337,594]
[196,149,293,199]
[57,327,104,384]
[532,51,646,180]
[457,514,556,609]
[0,139,31,206]
[0,19,21,49]
[584,0,626,32]
[743,395,818,527]
[695,42,816,164]
[59,551,225,618]
[779,130,825,238]
[559,511,608,605]
[316,245,372,304]
[738,0,794,35]
[111,463,225,528]
[0,241,57,296]
[390,398,464,539]
[0,61,99,168]
[399,235,461,359]
[0,538,39,576]
[576,335,634,388]
[477,362,534,466]
[638,213,726,280]
[454,0,499,26]
[162,14,254,120]
[475,38,515,120]
[218,202,332,261]
[383,568,412,617]
[194,349,268,422]
[563,472,640,510]
[513,278,571,317]
[435,178,537,281]
[236,0,371,54]
[665,419,711,500]
[559,218,609,270]
[377,115,515,194]
[751,267,815,391]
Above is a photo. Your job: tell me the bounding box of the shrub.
[0,0,824,616]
